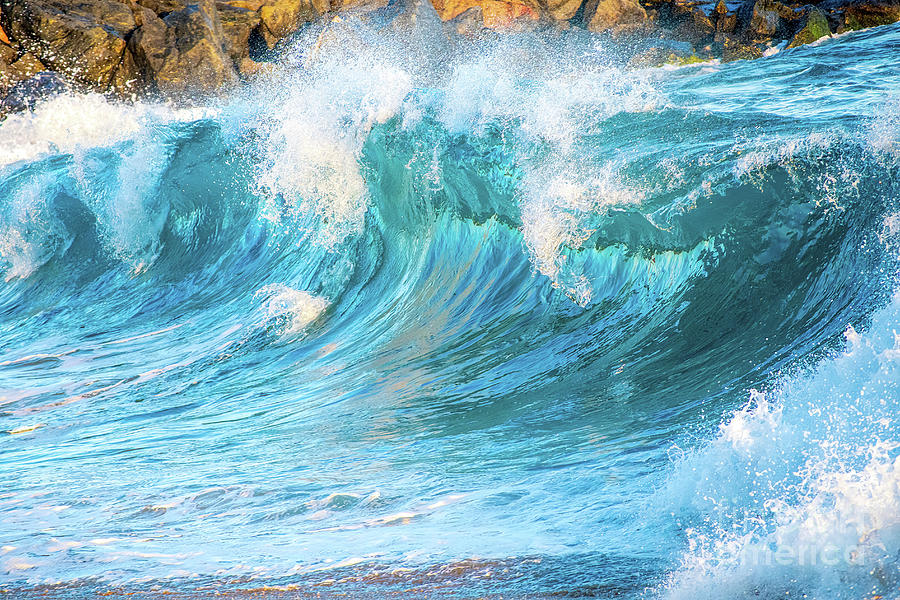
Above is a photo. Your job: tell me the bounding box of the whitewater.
[0,7,898,599]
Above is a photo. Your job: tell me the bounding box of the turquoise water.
[1,13,899,598]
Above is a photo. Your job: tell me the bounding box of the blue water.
[1,11,899,598]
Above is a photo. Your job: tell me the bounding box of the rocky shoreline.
[0,0,897,108]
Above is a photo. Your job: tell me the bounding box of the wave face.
[0,9,898,597]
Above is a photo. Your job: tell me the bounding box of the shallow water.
[1,12,899,599]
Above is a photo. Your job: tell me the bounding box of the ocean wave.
[661,288,900,599]
[0,17,897,594]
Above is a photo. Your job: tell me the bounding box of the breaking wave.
[0,11,898,598]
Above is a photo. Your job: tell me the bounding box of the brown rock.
[257,0,321,48]
[163,1,237,92]
[2,0,139,90]
[738,0,796,41]
[134,0,191,15]
[129,0,237,95]
[714,0,737,31]
[218,0,268,9]
[0,43,16,65]
[216,2,262,63]
[839,0,900,30]
[720,32,763,59]
[544,0,584,20]
[0,51,45,95]
[332,0,383,9]
[482,0,540,27]
[109,45,142,95]
[237,56,268,75]
[669,6,716,43]
[430,0,482,20]
[430,0,540,25]
[583,0,647,31]
[127,9,169,91]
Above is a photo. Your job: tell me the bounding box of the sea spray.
[0,16,897,598]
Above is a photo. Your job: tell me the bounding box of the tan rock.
[258,0,322,47]
[218,0,268,9]
[544,0,583,20]
[583,0,647,31]
[135,0,192,14]
[430,0,540,24]
[0,43,16,66]
[217,2,262,63]
[2,0,139,90]
[0,52,45,95]
[431,0,482,20]
[129,0,237,95]
[482,0,539,27]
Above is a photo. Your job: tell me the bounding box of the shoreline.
[1,554,660,599]
[0,0,897,113]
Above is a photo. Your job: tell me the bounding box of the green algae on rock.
[787,7,830,48]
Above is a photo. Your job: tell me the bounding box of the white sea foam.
[0,93,215,278]
[251,26,413,249]
[0,173,71,280]
[426,39,660,301]
[256,284,329,337]
[71,138,172,270]
[661,289,900,599]
[0,93,213,167]
[437,43,660,145]
[519,164,641,304]
[868,97,900,160]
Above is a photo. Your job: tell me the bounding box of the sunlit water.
[1,8,899,598]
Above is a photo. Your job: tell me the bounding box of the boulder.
[583,0,647,31]
[331,0,385,9]
[713,0,738,32]
[738,0,796,41]
[719,32,763,59]
[218,0,268,9]
[0,43,15,65]
[669,6,716,44]
[257,0,322,48]
[431,0,484,20]
[481,0,540,27]
[129,0,237,96]
[544,0,584,20]
[430,0,540,26]
[629,43,706,67]
[0,49,45,95]
[128,8,171,90]
[1,0,140,91]
[786,6,830,47]
[834,0,900,30]
[216,2,262,64]
[135,0,191,14]
[0,71,69,113]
